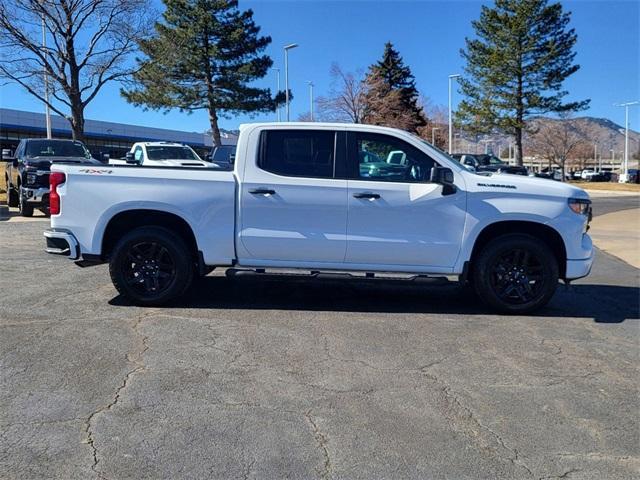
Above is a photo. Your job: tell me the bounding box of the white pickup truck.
[44,123,593,313]
[109,142,211,168]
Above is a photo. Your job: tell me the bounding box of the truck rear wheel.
[472,234,559,314]
[109,226,193,306]
[18,191,34,217]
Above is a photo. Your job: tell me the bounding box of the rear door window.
[259,130,336,178]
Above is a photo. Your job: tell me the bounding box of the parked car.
[452,153,528,175]
[44,123,593,314]
[534,168,563,181]
[109,142,212,168]
[3,138,100,216]
[581,169,596,180]
[588,171,612,182]
[207,144,236,170]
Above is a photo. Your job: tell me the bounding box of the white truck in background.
[109,142,212,168]
[44,122,594,314]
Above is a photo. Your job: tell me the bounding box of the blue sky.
[1,0,638,132]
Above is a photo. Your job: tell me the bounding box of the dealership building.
[0,108,237,160]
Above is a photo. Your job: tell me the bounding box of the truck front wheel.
[109,226,193,306]
[7,179,18,207]
[473,234,559,314]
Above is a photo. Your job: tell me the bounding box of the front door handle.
[353,192,380,200]
[249,188,276,195]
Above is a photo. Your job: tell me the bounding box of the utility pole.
[307,81,314,121]
[594,142,598,171]
[41,14,51,139]
[614,101,639,183]
[284,44,298,122]
[272,68,281,122]
[448,74,460,154]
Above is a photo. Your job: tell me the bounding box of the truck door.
[238,129,348,264]
[345,132,466,270]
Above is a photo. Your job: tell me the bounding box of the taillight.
[49,172,66,215]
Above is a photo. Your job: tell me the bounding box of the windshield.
[477,155,506,165]
[146,146,200,161]
[25,140,90,159]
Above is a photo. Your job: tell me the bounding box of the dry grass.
[569,181,640,193]
[0,169,6,204]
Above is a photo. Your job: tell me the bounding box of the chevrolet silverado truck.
[44,123,593,313]
[109,142,212,168]
[4,138,100,216]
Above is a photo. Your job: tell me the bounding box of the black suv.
[4,138,100,216]
[452,153,528,176]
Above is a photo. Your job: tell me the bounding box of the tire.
[18,190,34,217]
[6,180,18,207]
[109,226,194,306]
[472,234,559,314]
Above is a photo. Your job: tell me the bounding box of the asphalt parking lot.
[1,197,638,479]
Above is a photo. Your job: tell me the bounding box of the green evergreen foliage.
[362,42,426,132]
[457,0,589,165]
[122,0,273,145]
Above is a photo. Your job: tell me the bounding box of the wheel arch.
[467,220,567,279]
[101,209,199,261]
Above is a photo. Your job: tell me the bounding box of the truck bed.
[50,164,237,265]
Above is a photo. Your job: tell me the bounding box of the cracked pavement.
[1,197,638,479]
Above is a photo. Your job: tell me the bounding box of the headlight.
[568,198,591,215]
[26,172,37,185]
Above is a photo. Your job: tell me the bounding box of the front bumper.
[21,186,49,205]
[565,233,594,280]
[44,229,80,260]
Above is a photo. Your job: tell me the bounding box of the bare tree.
[0,0,151,140]
[527,114,586,181]
[315,63,365,123]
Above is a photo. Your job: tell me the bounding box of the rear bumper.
[44,229,79,260]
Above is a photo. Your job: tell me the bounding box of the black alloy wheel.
[123,241,177,297]
[473,234,559,314]
[110,226,194,306]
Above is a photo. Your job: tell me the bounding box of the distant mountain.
[454,116,639,159]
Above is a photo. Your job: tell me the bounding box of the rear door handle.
[249,188,276,195]
[353,192,380,199]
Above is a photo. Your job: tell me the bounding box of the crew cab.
[452,153,528,176]
[4,138,100,216]
[44,123,593,313]
[109,142,211,168]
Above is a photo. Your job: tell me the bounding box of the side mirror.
[229,153,235,165]
[102,153,110,162]
[430,166,456,195]
[125,152,139,164]
[430,166,454,184]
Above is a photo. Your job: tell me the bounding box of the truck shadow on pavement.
[110,272,639,324]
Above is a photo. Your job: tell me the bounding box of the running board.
[225,268,451,285]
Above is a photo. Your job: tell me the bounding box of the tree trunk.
[69,103,85,141]
[209,108,222,147]
[515,127,523,166]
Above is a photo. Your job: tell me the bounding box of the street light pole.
[41,14,51,139]
[614,101,639,183]
[284,43,298,122]
[431,127,439,146]
[272,68,280,122]
[308,81,314,121]
[448,74,460,154]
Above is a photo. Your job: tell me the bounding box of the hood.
[467,171,589,200]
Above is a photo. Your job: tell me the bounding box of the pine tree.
[122,0,273,146]
[457,0,589,165]
[362,42,426,132]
